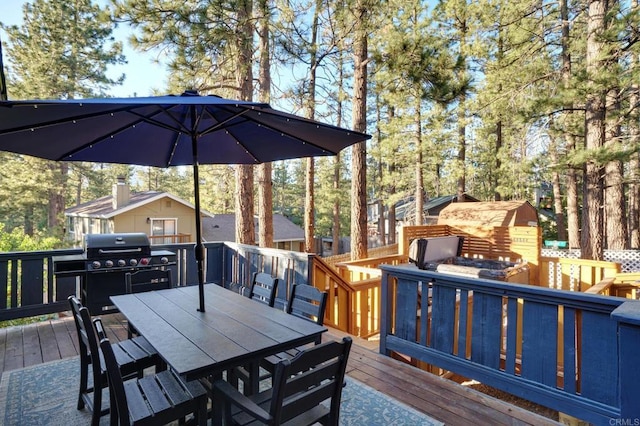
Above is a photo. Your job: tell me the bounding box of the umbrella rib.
[198,107,252,136]
[217,111,341,156]
[126,105,192,135]
[0,104,147,134]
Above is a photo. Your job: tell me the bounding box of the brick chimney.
[112,176,130,209]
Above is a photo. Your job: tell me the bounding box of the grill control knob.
[91,261,101,269]
[118,259,126,267]
[139,258,150,266]
[160,257,169,264]
[105,260,114,268]
[129,259,138,266]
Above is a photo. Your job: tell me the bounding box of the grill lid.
[85,233,151,258]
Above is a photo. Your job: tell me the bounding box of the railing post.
[611,301,640,423]
[380,269,390,356]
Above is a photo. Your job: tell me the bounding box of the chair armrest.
[212,379,272,423]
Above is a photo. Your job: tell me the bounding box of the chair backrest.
[125,268,172,294]
[248,272,279,307]
[286,284,328,326]
[269,337,353,425]
[94,318,131,426]
[68,296,102,375]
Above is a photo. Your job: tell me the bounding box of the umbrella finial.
[182,90,199,97]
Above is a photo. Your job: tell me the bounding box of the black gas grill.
[53,233,176,314]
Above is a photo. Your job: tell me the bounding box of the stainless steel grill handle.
[97,248,143,255]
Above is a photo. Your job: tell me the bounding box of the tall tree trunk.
[456,15,468,203]
[332,153,341,255]
[630,88,640,249]
[582,0,607,260]
[24,206,34,236]
[304,0,322,253]
[550,140,567,241]
[494,28,503,202]
[387,106,397,244]
[257,0,273,248]
[456,91,466,202]
[494,120,502,201]
[627,0,639,248]
[48,162,68,235]
[604,87,627,249]
[305,158,315,252]
[630,148,640,249]
[415,107,424,225]
[350,0,368,260]
[236,165,255,244]
[560,0,580,248]
[332,45,346,256]
[0,35,7,100]
[235,0,255,245]
[375,95,385,245]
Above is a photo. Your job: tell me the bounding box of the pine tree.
[1,0,125,236]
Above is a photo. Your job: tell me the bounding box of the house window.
[150,218,177,244]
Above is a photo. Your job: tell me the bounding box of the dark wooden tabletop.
[110,283,327,381]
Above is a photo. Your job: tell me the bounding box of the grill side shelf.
[52,254,86,276]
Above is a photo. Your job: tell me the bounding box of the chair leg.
[77,354,89,410]
[197,396,208,426]
[91,383,102,426]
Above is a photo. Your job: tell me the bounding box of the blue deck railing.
[0,242,313,321]
[379,264,640,425]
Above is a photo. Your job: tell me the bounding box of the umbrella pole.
[192,128,206,312]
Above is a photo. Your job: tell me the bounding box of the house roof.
[202,214,304,243]
[395,194,479,220]
[437,200,539,227]
[65,191,213,219]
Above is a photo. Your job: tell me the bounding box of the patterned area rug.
[0,357,443,425]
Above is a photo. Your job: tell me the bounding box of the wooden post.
[611,301,640,423]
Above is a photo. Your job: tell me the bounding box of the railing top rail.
[223,241,314,261]
[0,247,83,260]
[380,264,627,312]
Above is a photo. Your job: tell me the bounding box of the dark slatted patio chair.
[233,284,328,394]
[94,318,208,426]
[124,268,173,337]
[229,272,280,394]
[248,272,279,307]
[213,337,352,426]
[68,296,164,426]
[262,284,328,365]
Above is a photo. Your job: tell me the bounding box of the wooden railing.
[379,264,640,425]
[310,256,381,338]
[148,233,192,244]
[321,243,399,269]
[540,257,621,291]
[0,242,312,322]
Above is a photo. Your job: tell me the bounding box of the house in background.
[202,214,305,252]
[64,177,211,245]
[394,194,480,226]
[367,195,480,246]
[437,200,539,227]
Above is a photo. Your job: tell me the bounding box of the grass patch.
[0,313,59,328]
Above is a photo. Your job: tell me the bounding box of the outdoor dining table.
[110,283,327,382]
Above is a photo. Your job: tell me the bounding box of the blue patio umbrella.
[0,90,371,312]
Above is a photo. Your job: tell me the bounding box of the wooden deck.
[0,313,561,426]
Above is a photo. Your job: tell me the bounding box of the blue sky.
[1,0,168,98]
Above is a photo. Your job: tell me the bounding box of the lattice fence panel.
[542,249,640,272]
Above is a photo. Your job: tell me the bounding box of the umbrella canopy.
[0,91,371,311]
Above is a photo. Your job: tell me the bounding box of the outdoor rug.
[0,357,443,425]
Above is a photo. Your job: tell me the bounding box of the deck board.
[0,313,561,426]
